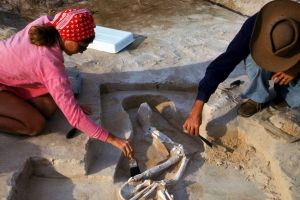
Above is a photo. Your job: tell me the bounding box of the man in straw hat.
[183,0,300,136]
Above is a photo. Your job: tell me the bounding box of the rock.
[0,27,17,40]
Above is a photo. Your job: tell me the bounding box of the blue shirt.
[197,14,257,102]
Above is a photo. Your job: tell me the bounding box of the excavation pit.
[1,0,299,199]
[6,85,287,200]
[99,86,283,200]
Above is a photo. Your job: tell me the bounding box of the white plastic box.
[88,26,134,53]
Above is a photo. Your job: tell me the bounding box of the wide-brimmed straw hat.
[250,0,300,72]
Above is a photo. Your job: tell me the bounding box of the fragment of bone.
[166,156,190,184]
[157,188,174,200]
[119,102,188,200]
[137,102,152,132]
[131,154,181,181]
[140,182,159,199]
[148,127,177,146]
[133,180,152,193]
[130,183,157,200]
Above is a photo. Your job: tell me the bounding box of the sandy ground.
[1,0,300,200]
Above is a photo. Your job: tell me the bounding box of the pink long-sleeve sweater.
[0,16,109,141]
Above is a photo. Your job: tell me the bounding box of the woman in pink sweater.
[0,8,134,158]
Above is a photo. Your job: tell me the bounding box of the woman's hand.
[106,134,134,159]
[183,100,204,136]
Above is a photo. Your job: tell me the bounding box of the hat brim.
[250,0,300,72]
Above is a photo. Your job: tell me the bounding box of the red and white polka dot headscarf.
[50,8,95,41]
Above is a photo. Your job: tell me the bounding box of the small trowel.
[198,134,213,148]
[183,129,213,148]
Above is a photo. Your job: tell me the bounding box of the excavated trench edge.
[7,83,290,200]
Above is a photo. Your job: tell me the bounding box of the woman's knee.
[29,95,57,118]
[22,115,46,136]
[0,91,47,136]
[41,97,57,118]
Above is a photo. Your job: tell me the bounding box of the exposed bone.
[148,127,177,146]
[137,102,152,132]
[120,180,152,200]
[130,183,156,200]
[131,154,181,181]
[119,102,189,200]
[133,180,152,193]
[166,156,190,185]
[157,188,174,200]
[140,182,159,199]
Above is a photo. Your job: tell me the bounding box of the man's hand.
[272,72,295,85]
[183,100,204,136]
[106,134,134,159]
